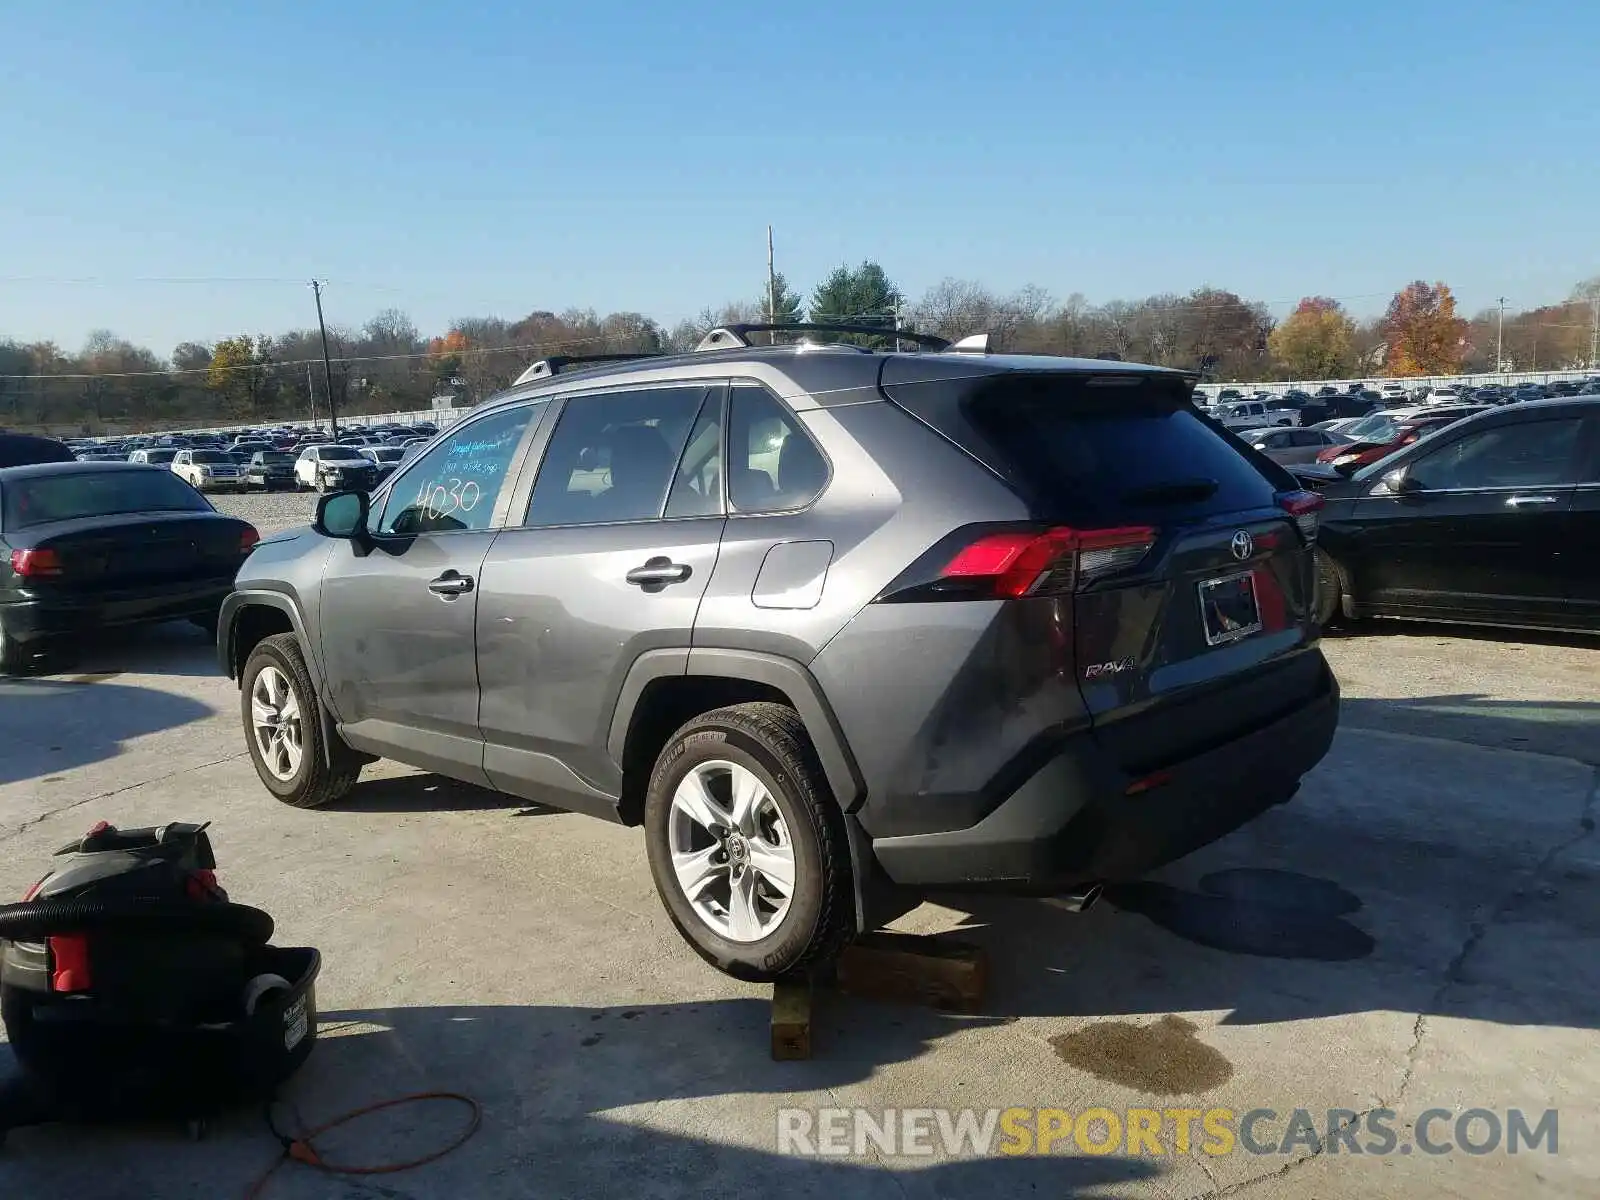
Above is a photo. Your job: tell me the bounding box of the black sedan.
[0,462,260,672]
[1310,397,1600,634]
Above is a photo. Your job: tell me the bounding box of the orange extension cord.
[245,1091,482,1200]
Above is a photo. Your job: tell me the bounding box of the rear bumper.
[1,578,234,643]
[870,662,1339,891]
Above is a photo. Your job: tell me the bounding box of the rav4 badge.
[1084,657,1137,679]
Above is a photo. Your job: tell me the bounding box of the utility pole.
[305,364,317,427]
[766,225,778,344]
[1590,297,1599,370]
[1495,297,1507,372]
[310,279,340,438]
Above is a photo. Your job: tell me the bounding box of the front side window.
[727,384,829,513]
[376,402,542,535]
[1409,419,1584,491]
[524,385,708,526]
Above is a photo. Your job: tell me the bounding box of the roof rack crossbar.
[513,352,662,385]
[694,323,951,353]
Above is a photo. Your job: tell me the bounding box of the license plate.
[1198,570,1263,646]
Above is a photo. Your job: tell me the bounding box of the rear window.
[2,470,211,529]
[893,373,1285,524]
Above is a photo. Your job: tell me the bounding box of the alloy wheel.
[668,759,795,943]
[250,664,303,781]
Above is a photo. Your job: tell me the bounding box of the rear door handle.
[1504,494,1560,507]
[428,571,475,597]
[626,558,692,588]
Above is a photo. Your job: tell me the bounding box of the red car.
[1314,406,1485,475]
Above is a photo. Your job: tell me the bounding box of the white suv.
[172,449,245,492]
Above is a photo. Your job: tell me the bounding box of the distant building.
[430,375,469,411]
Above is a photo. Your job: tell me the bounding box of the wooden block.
[835,932,988,1014]
[771,977,813,1061]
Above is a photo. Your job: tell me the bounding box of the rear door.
[473,382,723,815]
[1558,415,1600,625]
[883,369,1326,769]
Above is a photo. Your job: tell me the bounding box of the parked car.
[1311,397,1600,633]
[219,332,1339,980]
[1216,400,1294,428]
[0,435,77,468]
[294,445,380,493]
[172,449,247,493]
[128,448,181,466]
[1423,386,1468,405]
[0,462,259,672]
[1239,425,1353,465]
[1377,383,1410,404]
[1511,383,1548,404]
[357,446,407,482]
[245,450,298,492]
[1310,406,1486,476]
[1311,417,1367,437]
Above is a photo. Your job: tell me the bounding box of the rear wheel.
[240,633,363,808]
[643,703,853,981]
[1314,549,1347,628]
[0,615,29,676]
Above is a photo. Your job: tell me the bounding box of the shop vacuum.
[0,821,320,1143]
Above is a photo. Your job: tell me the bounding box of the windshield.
[257,452,293,463]
[143,449,179,463]
[369,448,403,461]
[319,447,364,460]
[1346,412,1399,441]
[3,469,211,528]
[191,450,232,464]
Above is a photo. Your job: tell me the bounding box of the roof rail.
[512,352,662,385]
[694,323,952,353]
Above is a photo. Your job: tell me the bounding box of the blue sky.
[3,0,1597,355]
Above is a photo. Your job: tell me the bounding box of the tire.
[1314,549,1347,628]
[240,632,363,808]
[643,702,853,982]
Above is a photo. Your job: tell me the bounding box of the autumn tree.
[208,335,274,416]
[1268,297,1357,378]
[1383,282,1467,376]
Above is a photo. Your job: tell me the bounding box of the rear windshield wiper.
[1120,478,1219,506]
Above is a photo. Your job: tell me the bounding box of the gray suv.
[219,325,1339,979]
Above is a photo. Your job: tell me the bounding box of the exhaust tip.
[1045,883,1104,914]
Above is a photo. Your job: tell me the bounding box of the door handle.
[428,571,475,597]
[1504,494,1559,508]
[626,558,692,588]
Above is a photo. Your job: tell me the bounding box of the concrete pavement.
[0,620,1595,1198]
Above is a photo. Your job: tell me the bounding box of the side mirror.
[1373,468,1422,497]
[315,490,370,539]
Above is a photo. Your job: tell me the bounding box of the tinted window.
[319,446,363,460]
[256,452,293,464]
[1409,419,1584,490]
[2,470,210,529]
[525,386,707,526]
[377,402,541,535]
[665,389,725,519]
[727,384,829,513]
[960,376,1279,523]
[191,451,232,464]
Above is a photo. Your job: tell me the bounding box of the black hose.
[0,899,273,944]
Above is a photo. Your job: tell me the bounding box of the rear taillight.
[239,526,261,554]
[9,548,63,577]
[882,524,1157,602]
[1276,489,1324,541]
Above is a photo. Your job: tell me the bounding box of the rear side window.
[895,373,1284,525]
[727,384,829,513]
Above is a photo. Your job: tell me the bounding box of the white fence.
[1193,367,1594,401]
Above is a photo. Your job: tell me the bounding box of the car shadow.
[323,771,561,815]
[1340,693,1600,764]
[1324,618,1600,650]
[0,999,1165,1197]
[0,677,214,787]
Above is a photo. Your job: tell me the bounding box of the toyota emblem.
[1230,530,1254,561]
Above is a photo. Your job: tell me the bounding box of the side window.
[524,385,708,527]
[376,402,540,535]
[727,384,829,514]
[665,389,725,519]
[1410,419,1583,491]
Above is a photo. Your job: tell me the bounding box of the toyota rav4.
[219,325,1339,979]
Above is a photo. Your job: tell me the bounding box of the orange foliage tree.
[1382,282,1467,376]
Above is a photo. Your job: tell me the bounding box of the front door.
[1561,417,1600,625]
[1347,414,1585,623]
[475,382,723,816]
[317,401,546,784]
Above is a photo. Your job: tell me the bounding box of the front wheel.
[240,633,363,808]
[643,703,853,981]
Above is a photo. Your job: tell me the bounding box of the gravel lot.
[213,489,321,538]
[0,533,1596,1197]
